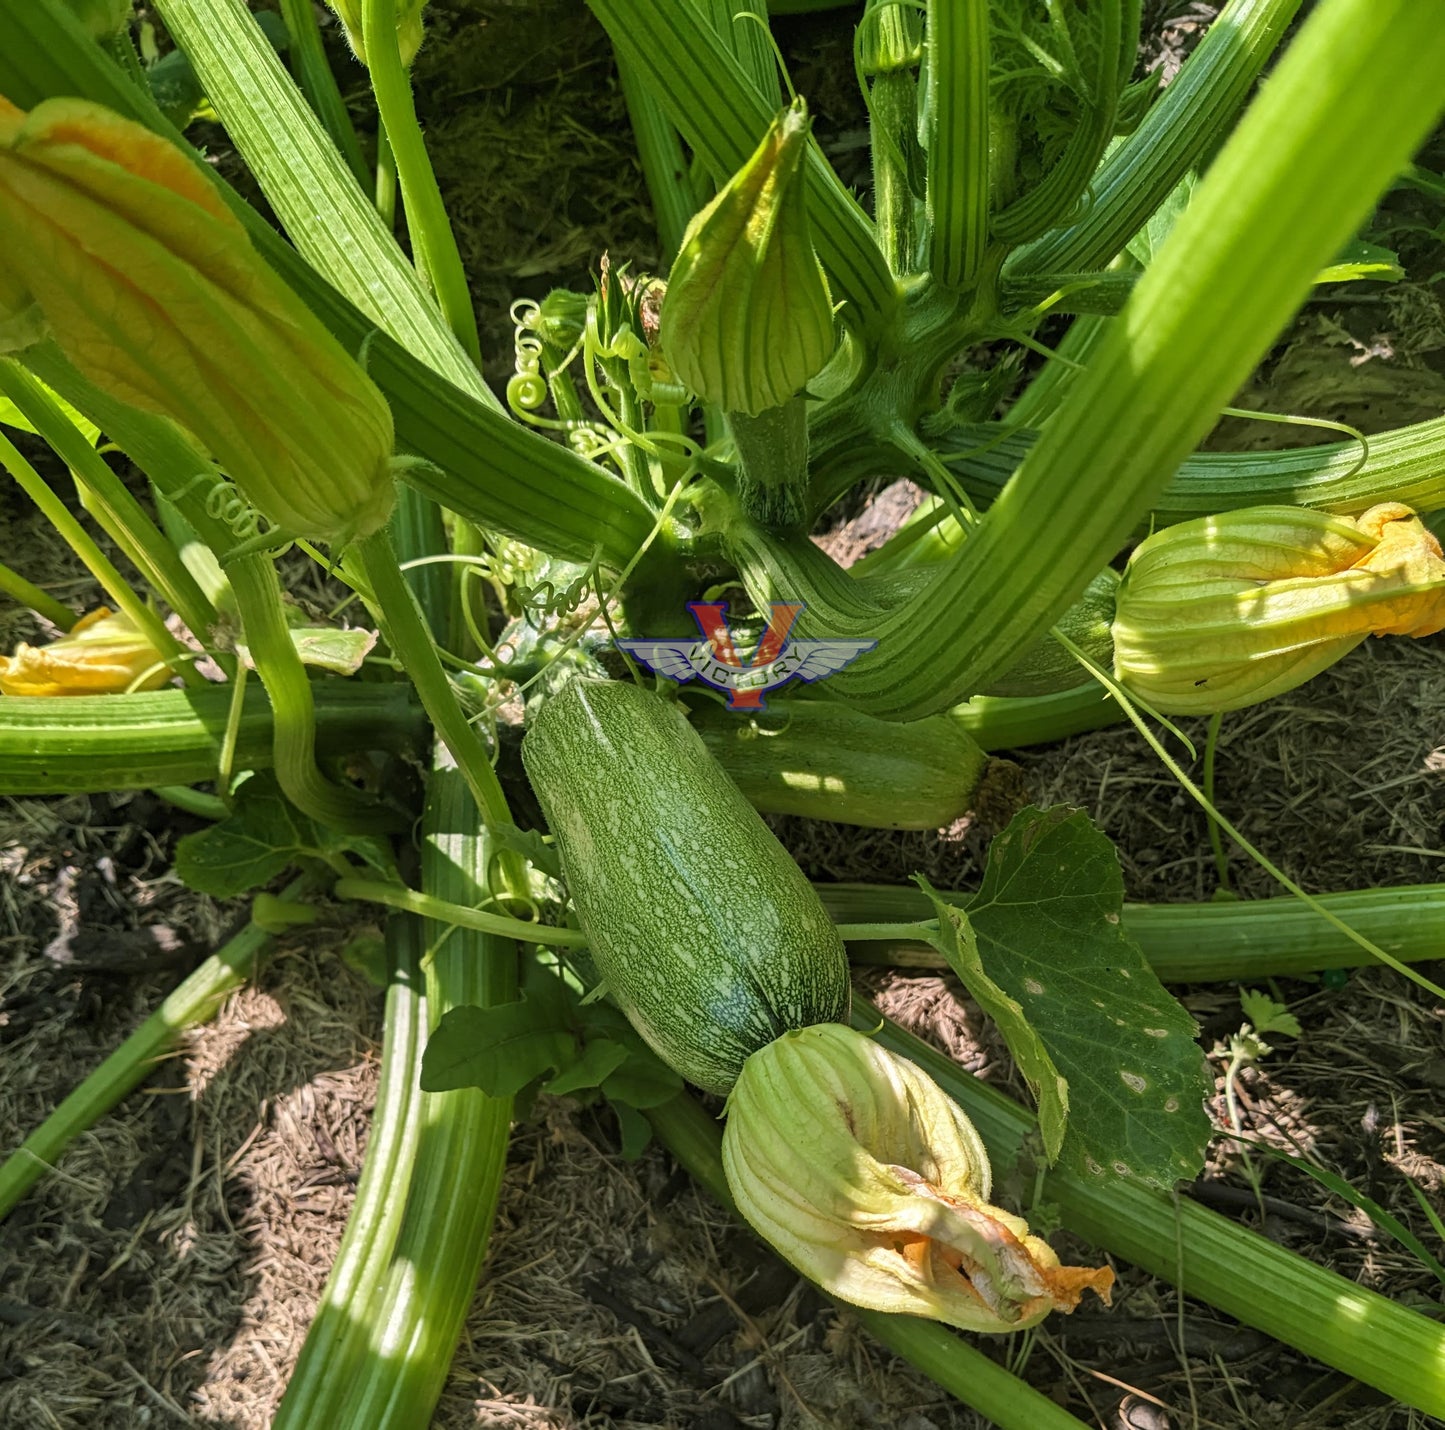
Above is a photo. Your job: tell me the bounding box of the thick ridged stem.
[275,0,370,190]
[0,684,425,795]
[1009,0,1302,278]
[150,0,488,402]
[823,884,1445,983]
[924,0,989,287]
[941,416,1445,526]
[272,917,430,1428]
[331,761,517,1427]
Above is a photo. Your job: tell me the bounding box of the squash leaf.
[173,773,391,896]
[421,996,576,1097]
[931,806,1212,1189]
[917,879,1069,1163]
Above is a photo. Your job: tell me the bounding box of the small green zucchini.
[522,679,850,1093]
[689,696,989,829]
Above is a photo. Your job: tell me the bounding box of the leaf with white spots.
[954,806,1212,1189]
[918,879,1069,1161]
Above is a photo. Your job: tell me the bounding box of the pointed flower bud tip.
[722,1024,1113,1332]
[0,97,395,547]
[0,607,170,697]
[1113,502,1445,714]
[660,98,836,416]
[325,0,427,68]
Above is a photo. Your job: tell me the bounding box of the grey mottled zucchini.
[522,679,850,1093]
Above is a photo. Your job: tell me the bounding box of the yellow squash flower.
[0,607,171,697]
[1113,501,1445,713]
[0,97,395,547]
[723,1024,1114,1332]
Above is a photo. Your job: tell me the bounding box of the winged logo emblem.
[617,601,875,710]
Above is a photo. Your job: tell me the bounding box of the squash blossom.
[660,98,836,417]
[0,607,170,697]
[722,1024,1114,1332]
[0,97,395,547]
[1113,502,1445,714]
[325,0,427,69]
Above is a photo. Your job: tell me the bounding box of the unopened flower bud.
[61,0,132,38]
[0,98,395,546]
[0,607,170,697]
[660,98,836,416]
[325,0,427,69]
[723,1024,1114,1332]
[1113,502,1445,714]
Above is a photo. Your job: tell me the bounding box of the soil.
[2,4,1444,1429]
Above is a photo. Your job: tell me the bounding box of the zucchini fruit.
[522,679,850,1093]
[689,696,990,829]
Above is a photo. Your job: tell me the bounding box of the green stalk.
[822,883,1445,982]
[694,0,777,102]
[0,428,204,689]
[1001,313,1110,429]
[360,0,481,366]
[942,415,1445,526]
[0,14,658,569]
[0,362,218,643]
[1009,0,1302,278]
[0,878,312,1220]
[762,0,1445,718]
[644,1093,1094,1430]
[351,527,509,831]
[149,0,489,406]
[0,684,425,795]
[272,916,430,1428]
[228,553,396,831]
[588,0,899,340]
[153,784,229,820]
[333,878,588,950]
[866,1007,1445,1415]
[330,762,517,1427]
[951,682,1121,749]
[925,0,990,288]
[990,0,1137,248]
[276,0,371,191]
[869,70,920,276]
[0,558,75,630]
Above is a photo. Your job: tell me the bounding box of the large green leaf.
[957,806,1212,1189]
[174,773,391,895]
[918,880,1069,1163]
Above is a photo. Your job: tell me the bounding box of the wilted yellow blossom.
[722,1024,1113,1332]
[660,98,836,416]
[0,607,171,697]
[0,97,395,546]
[1113,502,1445,713]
